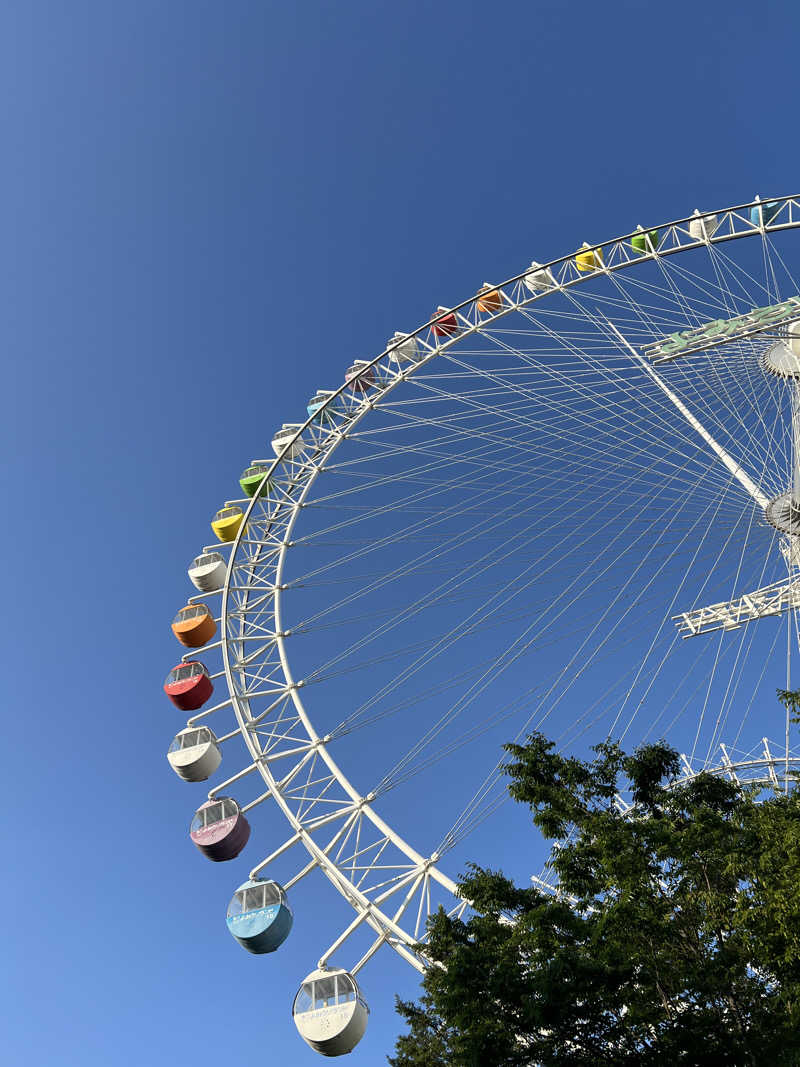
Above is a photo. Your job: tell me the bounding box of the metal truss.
[179,196,800,977]
[674,578,800,637]
[678,737,800,792]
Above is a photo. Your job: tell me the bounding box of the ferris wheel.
[164,195,800,1056]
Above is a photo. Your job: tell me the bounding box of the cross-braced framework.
[171,196,800,983]
[675,579,800,637]
[677,736,800,792]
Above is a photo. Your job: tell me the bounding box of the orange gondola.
[475,285,503,314]
[171,603,217,648]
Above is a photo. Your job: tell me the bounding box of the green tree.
[778,687,800,724]
[390,732,800,1066]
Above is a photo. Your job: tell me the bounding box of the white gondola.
[166,726,221,781]
[292,968,369,1056]
[689,209,719,241]
[523,260,556,293]
[387,331,422,364]
[272,423,306,459]
[188,551,227,592]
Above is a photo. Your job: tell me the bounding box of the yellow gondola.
[575,243,603,272]
[211,504,244,543]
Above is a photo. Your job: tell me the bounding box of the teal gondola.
[226,877,293,954]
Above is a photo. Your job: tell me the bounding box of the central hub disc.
[765,493,800,533]
[762,340,800,380]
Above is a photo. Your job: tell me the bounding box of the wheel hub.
[765,492,800,533]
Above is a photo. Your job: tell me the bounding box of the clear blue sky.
[3,1,800,1063]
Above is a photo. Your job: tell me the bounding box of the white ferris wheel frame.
[184,196,800,976]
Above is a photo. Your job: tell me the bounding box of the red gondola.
[190,797,251,861]
[432,307,459,338]
[163,661,213,711]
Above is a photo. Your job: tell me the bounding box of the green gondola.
[239,462,273,498]
[631,227,659,255]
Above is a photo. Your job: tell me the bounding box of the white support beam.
[605,319,770,510]
[674,578,800,637]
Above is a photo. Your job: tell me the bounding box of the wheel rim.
[173,195,800,975]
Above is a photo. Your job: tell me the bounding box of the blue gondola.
[750,197,780,227]
[226,877,293,954]
[307,389,347,425]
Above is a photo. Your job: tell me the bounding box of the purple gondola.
[345,360,375,394]
[189,796,250,862]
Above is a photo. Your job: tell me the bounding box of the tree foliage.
[778,687,800,724]
[390,729,800,1066]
